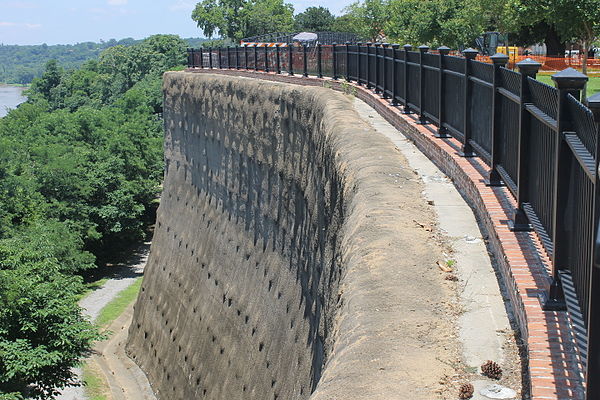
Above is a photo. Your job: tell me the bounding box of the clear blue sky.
[0,0,353,45]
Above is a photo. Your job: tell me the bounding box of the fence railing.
[187,43,600,399]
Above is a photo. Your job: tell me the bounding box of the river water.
[0,84,27,117]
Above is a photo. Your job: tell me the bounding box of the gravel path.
[57,243,150,400]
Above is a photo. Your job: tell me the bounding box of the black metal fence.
[187,43,600,399]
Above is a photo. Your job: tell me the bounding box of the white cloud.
[107,0,128,5]
[0,21,41,29]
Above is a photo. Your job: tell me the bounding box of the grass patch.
[82,363,109,400]
[537,74,600,98]
[95,277,143,329]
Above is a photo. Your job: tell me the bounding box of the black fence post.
[391,44,400,105]
[374,43,381,93]
[226,46,230,68]
[288,44,294,75]
[345,42,351,81]
[587,92,600,400]
[332,43,338,80]
[417,45,430,124]
[217,47,222,69]
[402,44,412,114]
[510,58,541,232]
[365,42,372,88]
[543,68,589,311]
[235,46,240,70]
[275,44,281,74]
[244,45,249,70]
[382,43,389,98]
[303,43,308,77]
[198,48,203,68]
[487,53,510,185]
[435,46,451,138]
[317,44,322,78]
[460,48,478,155]
[208,47,213,69]
[356,43,363,86]
[264,45,269,72]
[253,44,258,71]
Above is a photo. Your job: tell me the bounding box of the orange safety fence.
[476,54,600,73]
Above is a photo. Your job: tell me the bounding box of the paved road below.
[57,243,150,400]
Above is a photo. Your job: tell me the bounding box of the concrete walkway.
[354,98,522,399]
[57,243,150,400]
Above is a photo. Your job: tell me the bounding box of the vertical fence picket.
[374,43,381,93]
[391,44,400,105]
[288,44,293,75]
[402,45,412,114]
[235,46,240,70]
[345,42,351,82]
[303,44,308,77]
[366,43,372,88]
[208,47,213,69]
[244,45,248,70]
[460,48,478,156]
[253,45,258,71]
[435,46,451,137]
[264,45,269,72]
[488,53,510,185]
[357,43,362,85]
[418,45,429,124]
[226,47,230,68]
[382,43,389,98]
[332,43,338,80]
[275,44,281,74]
[317,44,322,78]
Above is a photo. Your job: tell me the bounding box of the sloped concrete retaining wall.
[127,72,451,400]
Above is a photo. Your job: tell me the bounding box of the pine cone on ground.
[459,383,474,399]
[481,360,502,379]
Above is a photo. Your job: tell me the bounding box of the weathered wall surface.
[127,72,456,400]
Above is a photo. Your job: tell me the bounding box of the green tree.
[505,0,600,69]
[343,0,390,42]
[0,264,99,398]
[192,0,294,41]
[294,6,335,32]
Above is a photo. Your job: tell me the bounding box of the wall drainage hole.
[259,343,264,352]
[220,348,224,354]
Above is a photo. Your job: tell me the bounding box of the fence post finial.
[551,67,588,101]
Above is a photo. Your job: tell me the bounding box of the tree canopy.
[337,0,600,57]
[294,6,336,32]
[192,0,294,41]
[0,34,186,398]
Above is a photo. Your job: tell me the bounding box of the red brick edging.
[185,68,586,400]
